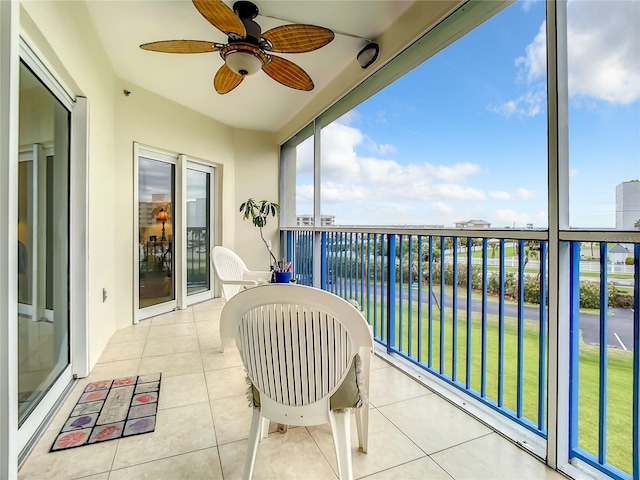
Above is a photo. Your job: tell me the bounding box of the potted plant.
[239,198,290,281]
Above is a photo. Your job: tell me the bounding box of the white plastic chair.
[210,246,271,301]
[220,283,373,480]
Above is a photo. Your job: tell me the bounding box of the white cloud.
[298,121,547,226]
[566,0,640,104]
[431,202,454,214]
[493,1,639,118]
[515,1,640,105]
[490,208,548,228]
[515,21,547,84]
[493,208,537,228]
[363,135,397,155]
[569,168,579,177]
[489,188,539,200]
[488,90,545,117]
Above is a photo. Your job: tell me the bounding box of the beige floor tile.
[308,408,426,479]
[194,310,222,323]
[82,359,141,384]
[369,365,432,407]
[431,433,563,480]
[362,456,453,479]
[138,351,203,377]
[109,447,223,480]
[18,429,117,480]
[143,334,200,357]
[205,366,248,400]
[371,354,392,371]
[201,347,243,371]
[159,371,209,409]
[218,425,338,480]
[195,319,219,335]
[96,340,146,363]
[378,394,491,454]
[193,298,225,313]
[151,308,195,326]
[109,324,150,344]
[210,395,254,445]
[198,332,222,351]
[75,473,110,480]
[147,322,197,339]
[112,402,216,469]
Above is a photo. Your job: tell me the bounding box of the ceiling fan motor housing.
[233,1,262,44]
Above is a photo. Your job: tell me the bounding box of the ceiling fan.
[140,0,335,94]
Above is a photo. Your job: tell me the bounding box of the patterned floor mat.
[50,373,162,451]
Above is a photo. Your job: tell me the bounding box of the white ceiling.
[85,1,430,132]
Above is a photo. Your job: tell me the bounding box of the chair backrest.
[220,284,373,411]
[210,246,250,300]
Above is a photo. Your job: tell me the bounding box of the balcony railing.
[283,227,639,480]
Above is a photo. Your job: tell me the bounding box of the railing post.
[387,234,396,353]
[633,244,640,480]
[320,231,327,290]
[598,243,609,464]
[568,242,581,460]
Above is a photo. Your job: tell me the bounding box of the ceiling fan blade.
[140,40,220,54]
[262,25,334,53]
[192,0,246,37]
[262,55,313,91]
[214,64,244,94]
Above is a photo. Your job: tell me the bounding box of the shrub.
[579,280,600,309]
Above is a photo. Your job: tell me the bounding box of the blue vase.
[274,271,292,283]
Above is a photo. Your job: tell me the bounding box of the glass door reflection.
[186,167,211,296]
[138,157,175,309]
[17,62,70,425]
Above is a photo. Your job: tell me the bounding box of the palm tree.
[635,218,640,230]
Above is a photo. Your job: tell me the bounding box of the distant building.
[297,214,336,226]
[609,243,630,264]
[616,180,640,230]
[455,219,491,229]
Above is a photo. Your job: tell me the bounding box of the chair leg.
[243,408,263,480]
[355,404,369,453]
[260,418,269,441]
[328,411,353,480]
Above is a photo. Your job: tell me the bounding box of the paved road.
[331,281,635,351]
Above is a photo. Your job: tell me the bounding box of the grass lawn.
[358,294,634,476]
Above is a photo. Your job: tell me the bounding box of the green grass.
[357,295,634,475]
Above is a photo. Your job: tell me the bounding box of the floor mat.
[50,373,162,451]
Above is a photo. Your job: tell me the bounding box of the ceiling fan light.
[226,51,263,76]
[357,42,380,69]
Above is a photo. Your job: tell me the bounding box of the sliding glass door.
[185,163,214,303]
[17,61,71,427]
[136,149,215,319]
[138,155,176,314]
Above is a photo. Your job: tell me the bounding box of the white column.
[0,1,20,478]
[546,0,571,470]
[313,119,322,288]
[70,97,90,378]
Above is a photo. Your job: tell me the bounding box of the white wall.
[233,130,280,270]
[19,1,280,368]
[21,0,118,367]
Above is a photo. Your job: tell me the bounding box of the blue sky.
[297,0,640,229]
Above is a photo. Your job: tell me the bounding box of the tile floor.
[19,298,565,480]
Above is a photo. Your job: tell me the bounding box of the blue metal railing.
[568,241,639,480]
[284,228,639,480]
